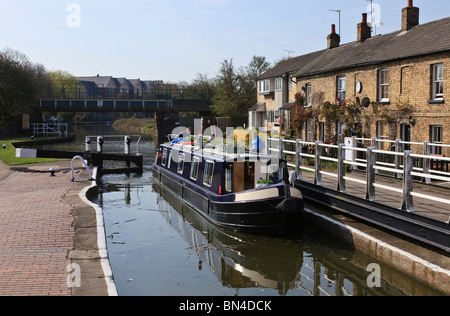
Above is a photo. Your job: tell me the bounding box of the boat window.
[225,167,233,193]
[167,150,173,169]
[203,161,214,187]
[162,148,168,167]
[190,157,200,180]
[177,153,185,174]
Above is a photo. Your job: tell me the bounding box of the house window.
[190,157,200,180]
[289,78,293,91]
[432,64,444,100]
[259,80,270,93]
[268,111,275,124]
[337,76,346,104]
[378,69,390,102]
[203,161,215,187]
[430,125,443,155]
[275,78,282,91]
[306,84,312,106]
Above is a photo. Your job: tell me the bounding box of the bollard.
[97,136,104,153]
[85,137,91,152]
[124,136,132,155]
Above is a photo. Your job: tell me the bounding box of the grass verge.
[0,138,59,166]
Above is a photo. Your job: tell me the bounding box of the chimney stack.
[357,13,372,42]
[402,0,419,31]
[327,24,340,49]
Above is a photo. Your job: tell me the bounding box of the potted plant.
[256,178,273,188]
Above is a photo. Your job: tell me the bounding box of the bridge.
[35,83,214,141]
[35,84,213,114]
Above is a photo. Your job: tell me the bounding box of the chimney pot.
[408,0,413,7]
[331,24,336,34]
[362,13,367,23]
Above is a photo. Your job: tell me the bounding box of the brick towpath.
[0,158,113,296]
[0,163,76,296]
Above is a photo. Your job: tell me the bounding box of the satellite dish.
[362,97,371,108]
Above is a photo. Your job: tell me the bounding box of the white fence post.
[314,141,323,186]
[402,150,415,213]
[337,144,346,193]
[423,141,432,184]
[366,147,376,201]
[296,139,303,180]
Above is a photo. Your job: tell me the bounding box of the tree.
[0,48,50,123]
[48,70,85,98]
[211,59,242,118]
[211,56,271,120]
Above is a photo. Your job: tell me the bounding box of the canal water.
[38,124,443,296]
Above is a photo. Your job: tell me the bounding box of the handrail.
[72,156,94,182]
[267,138,450,214]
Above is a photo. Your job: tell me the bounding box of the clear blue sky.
[0,0,448,82]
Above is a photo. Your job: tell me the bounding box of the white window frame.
[378,69,390,102]
[203,160,215,187]
[306,84,312,107]
[432,64,444,100]
[177,153,185,175]
[337,76,346,103]
[161,148,168,167]
[190,156,200,181]
[268,110,275,124]
[275,78,282,91]
[431,125,443,155]
[259,80,270,93]
[225,167,233,193]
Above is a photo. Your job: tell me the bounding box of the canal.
[38,124,443,296]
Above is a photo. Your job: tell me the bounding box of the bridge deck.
[299,170,450,224]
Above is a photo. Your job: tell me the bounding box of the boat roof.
[159,142,279,162]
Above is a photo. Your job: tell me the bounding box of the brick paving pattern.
[0,168,75,296]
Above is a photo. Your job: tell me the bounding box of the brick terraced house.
[254,0,450,155]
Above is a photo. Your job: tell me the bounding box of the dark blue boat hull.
[152,165,304,235]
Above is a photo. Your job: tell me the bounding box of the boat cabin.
[155,144,281,196]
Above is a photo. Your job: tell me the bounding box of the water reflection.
[98,179,443,296]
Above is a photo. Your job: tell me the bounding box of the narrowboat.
[152,140,304,235]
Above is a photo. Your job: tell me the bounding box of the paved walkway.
[0,162,75,295]
[0,160,109,296]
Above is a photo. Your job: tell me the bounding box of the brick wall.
[293,53,450,155]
